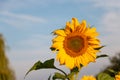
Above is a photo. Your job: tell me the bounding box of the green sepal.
[70,67,79,73]
[67,67,79,79]
[25,58,56,77]
[97,72,115,80]
[94,46,105,50]
[97,54,108,59]
[50,47,56,51]
[52,72,66,80]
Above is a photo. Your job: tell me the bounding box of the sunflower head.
[81,75,96,80]
[115,72,120,80]
[50,18,101,69]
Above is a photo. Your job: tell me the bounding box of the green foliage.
[109,53,120,72]
[95,52,120,80]
[26,58,79,80]
[95,46,108,59]
[97,53,120,78]
[0,34,16,80]
[52,72,66,80]
[97,72,114,80]
[25,59,56,77]
[70,67,79,73]
[66,67,79,80]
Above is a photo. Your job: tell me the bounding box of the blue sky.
[0,0,120,80]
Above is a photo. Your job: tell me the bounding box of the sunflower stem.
[54,67,70,80]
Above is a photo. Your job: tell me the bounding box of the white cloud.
[98,11,120,56]
[1,0,119,13]
[0,11,46,28]
[15,34,52,48]
[92,0,120,9]
[0,11,46,23]
[0,0,44,10]
[101,11,120,32]
[0,0,69,10]
[91,0,120,55]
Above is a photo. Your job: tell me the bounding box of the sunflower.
[50,18,101,69]
[81,75,96,80]
[115,72,120,80]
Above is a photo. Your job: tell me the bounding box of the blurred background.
[0,0,120,80]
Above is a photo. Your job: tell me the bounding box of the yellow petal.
[85,52,95,62]
[81,75,96,80]
[57,49,66,65]
[91,44,101,49]
[65,22,71,34]
[70,22,75,32]
[86,48,96,58]
[115,73,120,80]
[66,21,74,32]
[78,20,87,33]
[75,57,81,68]
[52,36,65,42]
[88,39,100,45]
[65,56,74,69]
[85,27,99,37]
[51,42,63,50]
[53,29,66,36]
[72,18,79,28]
[80,56,88,66]
[83,54,90,63]
[57,54,65,64]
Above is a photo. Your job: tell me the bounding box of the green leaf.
[107,69,117,74]
[97,54,108,58]
[25,58,56,78]
[94,46,105,50]
[42,58,56,68]
[52,72,66,80]
[25,61,43,77]
[97,72,115,80]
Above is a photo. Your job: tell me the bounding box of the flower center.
[63,33,88,57]
[67,36,84,53]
